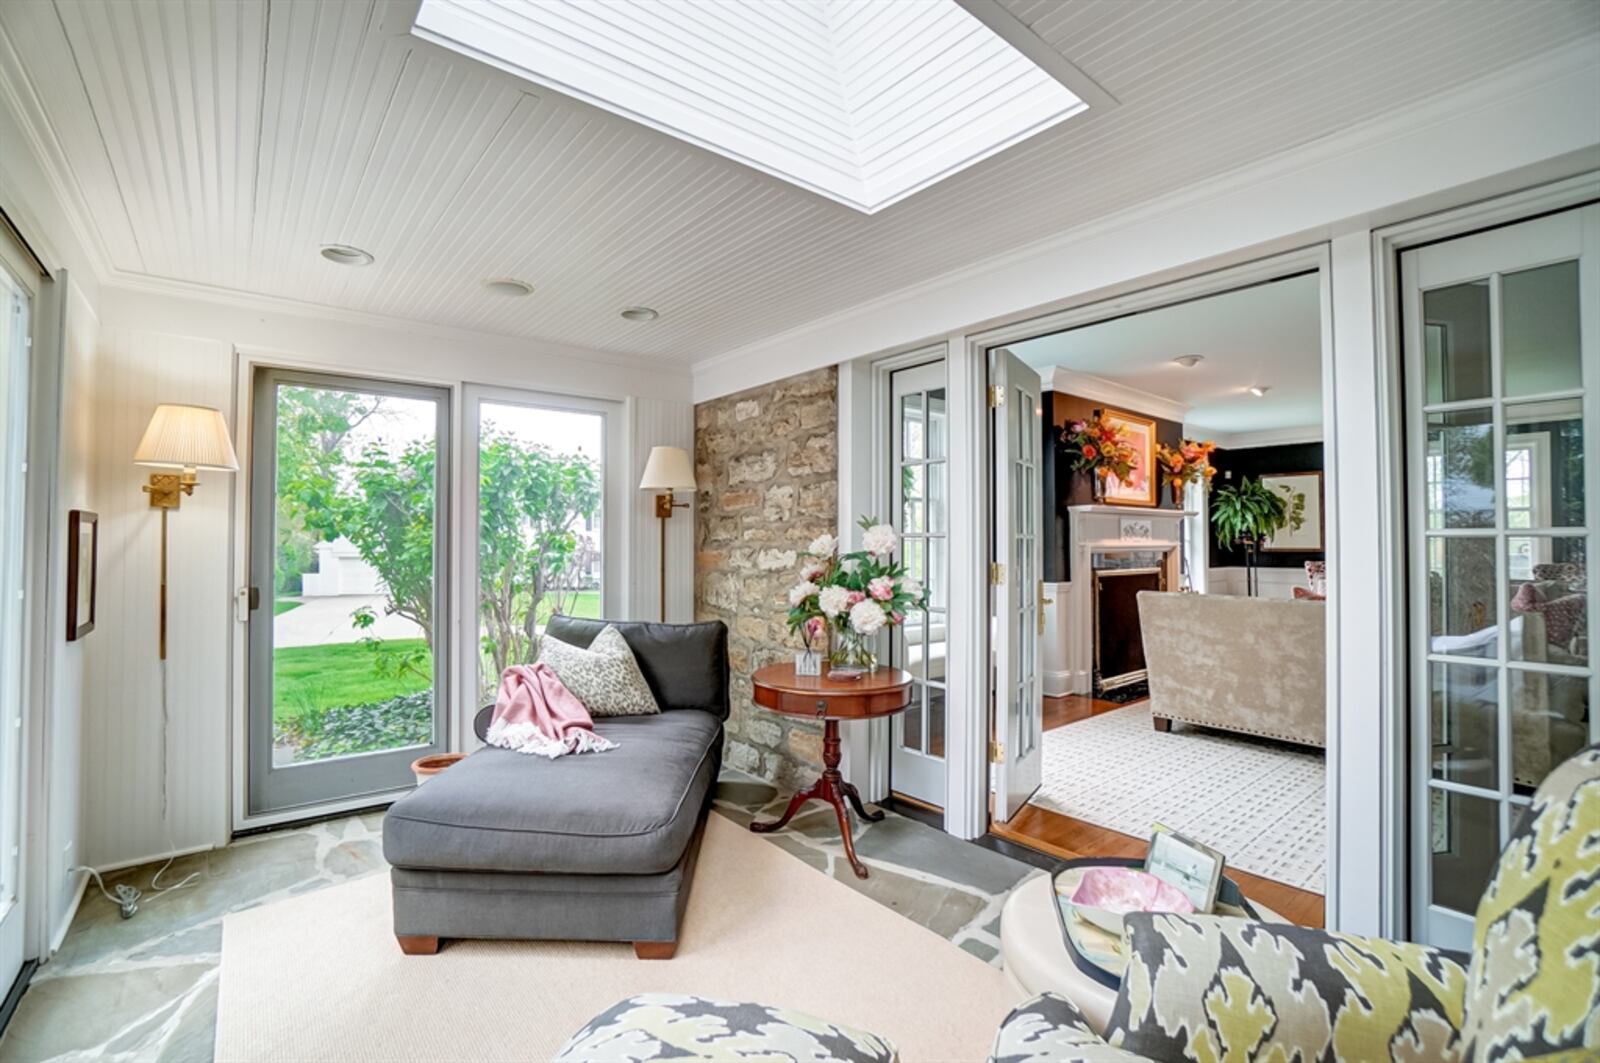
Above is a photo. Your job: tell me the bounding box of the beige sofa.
[1137,591,1326,748]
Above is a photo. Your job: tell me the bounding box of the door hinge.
[989,562,1005,585]
[988,384,1005,408]
[989,739,1005,764]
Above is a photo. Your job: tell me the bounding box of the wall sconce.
[637,446,697,622]
[134,404,239,659]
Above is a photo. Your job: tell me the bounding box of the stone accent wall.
[694,367,837,788]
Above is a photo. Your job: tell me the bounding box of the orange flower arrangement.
[1060,414,1138,483]
[1155,439,1217,489]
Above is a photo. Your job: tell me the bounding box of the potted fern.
[1210,477,1289,597]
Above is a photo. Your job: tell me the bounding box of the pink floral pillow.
[1511,581,1586,646]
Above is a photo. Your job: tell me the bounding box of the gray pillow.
[536,624,659,717]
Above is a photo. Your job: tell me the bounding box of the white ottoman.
[1000,874,1118,1032]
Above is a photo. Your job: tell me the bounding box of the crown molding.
[1208,424,1324,450]
[1040,366,1189,424]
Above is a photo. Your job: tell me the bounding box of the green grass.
[273,639,432,729]
[273,598,303,616]
[539,590,602,623]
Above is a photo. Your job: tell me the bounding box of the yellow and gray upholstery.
[556,994,897,1063]
[990,744,1600,1062]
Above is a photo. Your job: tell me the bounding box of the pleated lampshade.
[133,404,239,471]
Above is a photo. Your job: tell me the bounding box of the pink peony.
[846,591,866,605]
[868,576,895,601]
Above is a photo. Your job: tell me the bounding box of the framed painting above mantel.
[1101,408,1156,507]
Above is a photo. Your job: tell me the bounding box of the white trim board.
[1040,367,1189,424]
[1208,425,1324,450]
[692,39,1600,401]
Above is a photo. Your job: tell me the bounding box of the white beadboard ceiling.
[1011,272,1324,435]
[412,0,1086,213]
[1,0,1594,368]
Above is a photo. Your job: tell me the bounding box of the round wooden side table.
[748,662,912,879]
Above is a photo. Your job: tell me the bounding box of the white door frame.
[1372,170,1600,939]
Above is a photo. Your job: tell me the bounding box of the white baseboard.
[47,870,88,958]
[1044,669,1090,697]
[91,841,216,876]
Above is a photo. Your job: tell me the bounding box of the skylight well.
[412,0,1088,213]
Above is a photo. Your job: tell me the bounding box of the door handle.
[236,586,260,623]
[1037,582,1053,637]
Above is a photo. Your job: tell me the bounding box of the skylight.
[411,0,1088,213]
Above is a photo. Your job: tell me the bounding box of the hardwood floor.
[997,692,1326,929]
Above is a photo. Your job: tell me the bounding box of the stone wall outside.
[694,366,837,788]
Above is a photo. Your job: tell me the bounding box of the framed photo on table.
[1261,472,1324,552]
[1101,408,1156,507]
[66,509,97,641]
[1145,825,1225,913]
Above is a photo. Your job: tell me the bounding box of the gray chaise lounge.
[381,616,729,959]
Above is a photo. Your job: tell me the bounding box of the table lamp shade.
[134,404,239,471]
[638,446,696,491]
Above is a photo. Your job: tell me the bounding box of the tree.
[273,387,384,594]
[334,438,439,647]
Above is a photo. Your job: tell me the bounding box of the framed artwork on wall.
[1262,472,1324,551]
[1102,408,1156,507]
[66,509,98,641]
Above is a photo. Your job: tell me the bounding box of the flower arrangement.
[1155,439,1217,503]
[786,517,926,675]
[1060,413,1139,500]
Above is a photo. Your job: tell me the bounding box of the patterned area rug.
[1032,704,1326,891]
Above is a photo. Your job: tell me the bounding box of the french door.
[247,369,450,815]
[889,361,949,807]
[1401,206,1599,948]
[0,246,35,993]
[990,347,1044,822]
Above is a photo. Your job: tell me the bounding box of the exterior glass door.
[889,361,948,806]
[1401,206,1598,948]
[248,369,450,815]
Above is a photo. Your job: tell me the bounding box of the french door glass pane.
[1425,409,1496,529]
[475,402,605,703]
[1427,537,1497,651]
[1508,537,1587,666]
[1423,280,1491,403]
[1430,789,1500,914]
[1509,669,1590,791]
[271,385,440,765]
[1503,260,1582,397]
[893,377,947,764]
[1504,398,1584,529]
[1429,661,1498,789]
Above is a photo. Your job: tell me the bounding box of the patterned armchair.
[992,745,1600,1062]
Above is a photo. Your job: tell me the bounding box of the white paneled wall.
[83,328,234,869]
[631,397,694,622]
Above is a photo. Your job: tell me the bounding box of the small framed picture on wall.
[1261,472,1325,552]
[1102,408,1157,507]
[66,509,97,641]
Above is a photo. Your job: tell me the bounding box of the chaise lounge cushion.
[383,710,721,876]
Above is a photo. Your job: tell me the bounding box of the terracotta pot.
[411,752,467,785]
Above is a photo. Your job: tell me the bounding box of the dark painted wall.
[1043,391,1185,583]
[1208,441,1326,570]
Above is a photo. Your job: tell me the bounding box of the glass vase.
[828,628,877,677]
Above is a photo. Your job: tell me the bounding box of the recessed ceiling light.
[620,306,659,322]
[1173,355,1204,368]
[320,244,374,267]
[1248,385,1271,397]
[484,278,535,297]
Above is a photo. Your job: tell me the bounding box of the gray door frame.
[247,367,451,816]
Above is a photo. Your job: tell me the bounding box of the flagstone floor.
[1,772,1036,1062]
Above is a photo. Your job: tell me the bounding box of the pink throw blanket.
[485,663,616,758]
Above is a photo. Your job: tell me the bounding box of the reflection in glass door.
[1401,206,1598,948]
[473,398,608,704]
[248,369,449,815]
[889,361,949,807]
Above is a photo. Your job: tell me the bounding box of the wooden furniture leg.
[1152,716,1172,733]
[750,719,874,879]
[634,940,677,959]
[396,935,440,955]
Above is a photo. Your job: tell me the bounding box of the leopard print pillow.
[536,624,660,717]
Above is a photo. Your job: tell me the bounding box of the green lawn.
[274,598,303,616]
[274,639,432,729]
[540,590,602,623]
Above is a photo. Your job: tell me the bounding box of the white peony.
[788,580,819,607]
[808,533,837,556]
[839,557,861,575]
[849,598,888,635]
[861,523,898,557]
[818,585,853,617]
[800,560,827,582]
[901,578,923,602]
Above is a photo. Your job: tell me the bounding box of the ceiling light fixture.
[319,244,374,267]
[1248,385,1271,397]
[620,306,659,322]
[1173,355,1204,368]
[484,278,534,297]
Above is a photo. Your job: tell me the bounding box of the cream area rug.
[214,813,1020,1062]
[1033,704,1326,891]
